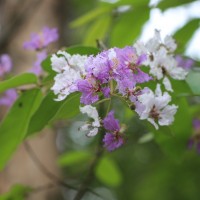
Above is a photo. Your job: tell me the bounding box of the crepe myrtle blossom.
[23,27,58,50]
[0,54,12,77]
[108,46,152,95]
[188,119,200,154]
[103,111,125,151]
[51,51,88,101]
[0,89,18,107]
[135,84,178,130]
[134,30,188,92]
[80,105,100,137]
[76,46,151,104]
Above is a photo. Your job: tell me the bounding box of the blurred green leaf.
[66,46,100,55]
[95,157,122,187]
[51,93,80,120]
[70,7,111,28]
[27,92,63,135]
[84,15,111,46]
[138,132,154,144]
[110,8,150,47]
[0,73,38,93]
[41,55,53,73]
[174,19,200,53]
[58,151,92,166]
[115,0,149,6]
[157,0,196,10]
[27,93,80,136]
[186,70,200,95]
[0,184,31,200]
[0,89,42,170]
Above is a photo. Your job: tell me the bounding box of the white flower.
[134,30,188,92]
[135,84,178,129]
[51,51,88,101]
[52,69,81,101]
[163,76,173,92]
[80,105,100,137]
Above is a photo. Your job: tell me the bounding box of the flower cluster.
[80,106,125,151]
[51,30,188,151]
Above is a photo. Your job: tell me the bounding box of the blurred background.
[0,0,200,200]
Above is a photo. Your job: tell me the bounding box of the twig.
[23,141,77,191]
[24,141,102,198]
[73,137,104,200]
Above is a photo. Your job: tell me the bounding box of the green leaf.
[66,46,100,55]
[110,8,150,47]
[138,132,154,144]
[27,92,63,135]
[174,19,200,53]
[154,98,192,160]
[51,93,80,120]
[0,73,38,93]
[83,15,111,46]
[186,70,200,95]
[0,184,31,200]
[41,55,55,74]
[0,89,42,170]
[70,7,111,28]
[58,151,92,166]
[27,93,80,136]
[115,0,149,6]
[158,0,196,11]
[95,157,122,187]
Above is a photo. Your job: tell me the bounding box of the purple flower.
[85,52,111,84]
[23,27,59,50]
[176,55,194,70]
[0,54,12,77]
[103,111,120,132]
[30,51,47,75]
[103,133,124,152]
[77,78,99,105]
[102,111,125,151]
[110,46,152,94]
[0,89,17,107]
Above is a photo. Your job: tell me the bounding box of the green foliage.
[95,157,123,187]
[174,18,200,53]
[83,15,111,46]
[51,93,80,121]
[0,73,38,93]
[0,185,31,200]
[70,7,111,28]
[157,0,197,10]
[27,93,80,135]
[186,69,200,95]
[0,89,42,170]
[58,151,92,166]
[110,8,150,47]
[66,46,99,55]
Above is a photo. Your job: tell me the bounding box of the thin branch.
[23,141,77,191]
[73,137,104,200]
[24,141,102,198]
